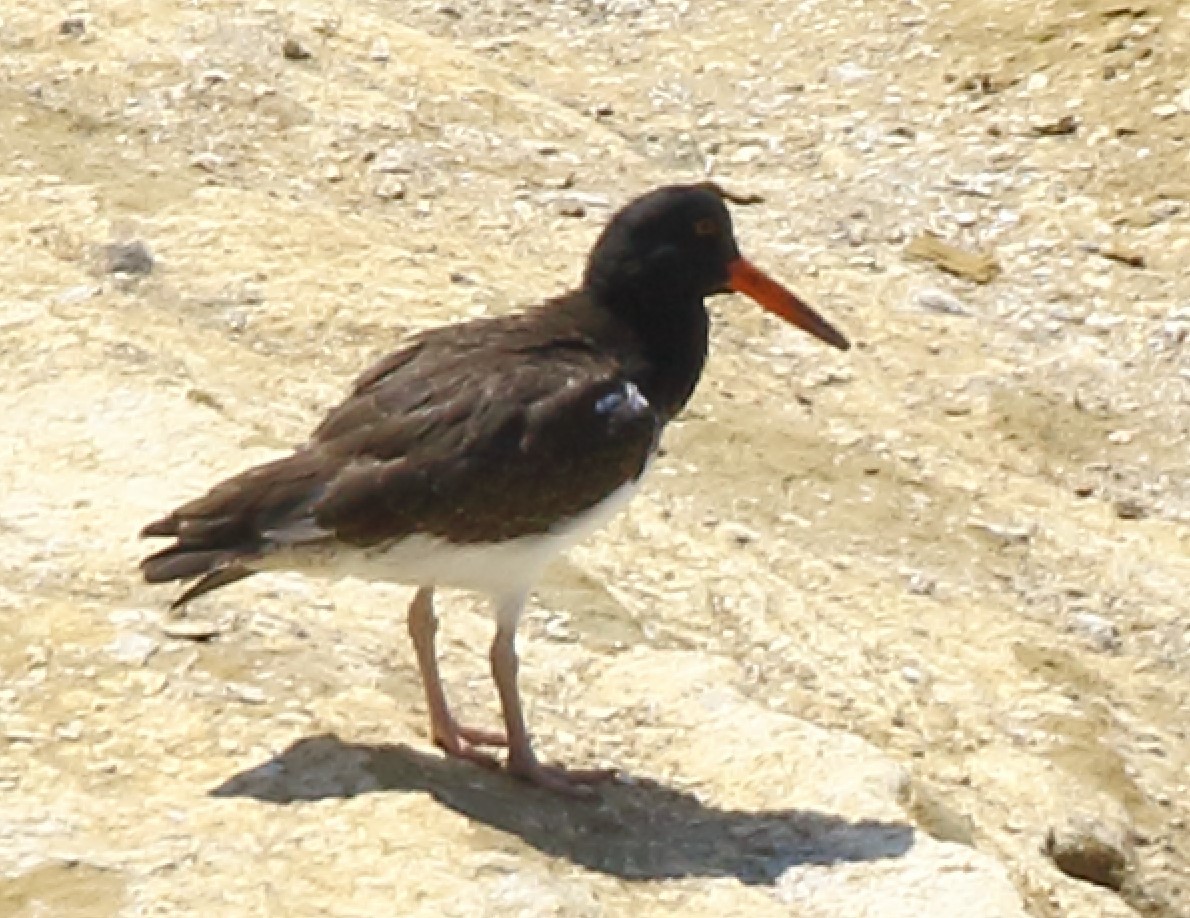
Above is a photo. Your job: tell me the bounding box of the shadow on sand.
[212,733,915,884]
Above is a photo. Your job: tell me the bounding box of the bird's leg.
[490,593,616,795]
[406,587,506,767]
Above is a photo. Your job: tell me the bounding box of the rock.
[101,240,155,276]
[1030,115,1079,136]
[585,655,1029,917]
[59,15,87,37]
[906,233,1000,284]
[1100,245,1145,268]
[369,37,391,62]
[966,518,1032,546]
[189,152,222,172]
[160,618,223,641]
[720,521,759,546]
[107,631,160,665]
[1114,497,1147,520]
[374,176,406,200]
[282,37,312,60]
[1045,813,1135,890]
[1066,612,1121,652]
[906,571,937,596]
[730,144,764,165]
[916,287,969,316]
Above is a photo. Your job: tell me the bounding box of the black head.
[583,183,740,309]
[583,183,850,351]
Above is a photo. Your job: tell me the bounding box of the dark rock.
[1045,814,1135,890]
[102,240,155,276]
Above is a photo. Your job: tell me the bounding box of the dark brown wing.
[140,309,659,602]
[308,319,658,545]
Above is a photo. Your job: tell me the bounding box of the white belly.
[266,477,642,598]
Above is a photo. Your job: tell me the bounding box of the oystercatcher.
[140,182,850,794]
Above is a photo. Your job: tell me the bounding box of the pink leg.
[407,587,507,768]
[489,593,616,795]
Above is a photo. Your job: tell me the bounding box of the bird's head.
[583,183,849,351]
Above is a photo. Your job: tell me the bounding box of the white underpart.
[261,476,643,623]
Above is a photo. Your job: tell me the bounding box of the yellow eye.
[693,218,718,237]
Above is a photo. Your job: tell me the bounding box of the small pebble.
[59,16,87,37]
[369,37,391,62]
[374,176,406,200]
[1045,813,1134,890]
[1114,497,1147,520]
[282,38,312,61]
[161,619,222,642]
[108,632,160,666]
[1066,612,1121,652]
[102,240,155,276]
[721,522,759,547]
[916,287,968,316]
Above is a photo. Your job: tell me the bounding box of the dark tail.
[139,450,328,607]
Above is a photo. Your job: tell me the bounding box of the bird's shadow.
[211,734,915,884]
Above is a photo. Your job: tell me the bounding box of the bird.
[139,182,850,795]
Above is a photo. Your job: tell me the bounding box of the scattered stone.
[1100,246,1145,268]
[1114,497,1147,520]
[227,683,267,705]
[915,287,969,316]
[59,15,87,37]
[1030,115,1079,136]
[198,69,231,89]
[189,152,222,172]
[1045,813,1135,890]
[1066,612,1121,652]
[900,665,924,685]
[312,17,340,37]
[729,145,764,165]
[721,522,759,546]
[906,572,936,596]
[374,176,406,200]
[372,147,415,174]
[1151,103,1178,120]
[282,37,312,61]
[160,618,223,642]
[108,632,160,666]
[906,233,1000,284]
[369,37,391,62]
[101,240,155,276]
[966,518,1032,546]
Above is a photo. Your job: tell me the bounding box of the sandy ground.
[1,1,1188,916]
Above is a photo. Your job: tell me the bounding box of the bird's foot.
[506,752,617,797]
[432,720,508,770]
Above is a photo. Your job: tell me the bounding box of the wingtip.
[140,516,177,539]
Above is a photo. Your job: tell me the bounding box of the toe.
[433,735,502,770]
[455,725,508,747]
[507,757,617,796]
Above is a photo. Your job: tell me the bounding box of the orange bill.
[727,257,850,351]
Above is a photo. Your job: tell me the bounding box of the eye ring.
[693,218,718,237]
